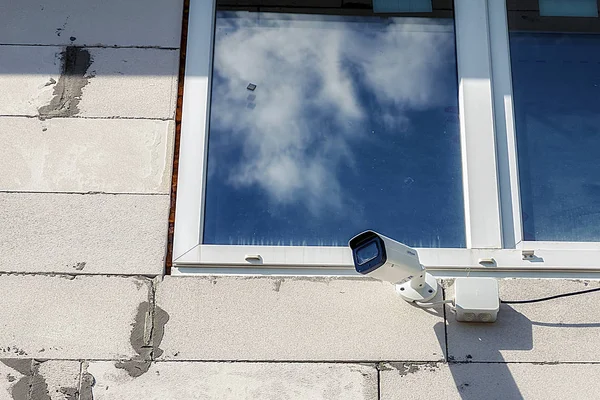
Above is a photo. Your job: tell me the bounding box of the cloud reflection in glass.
[203,11,465,248]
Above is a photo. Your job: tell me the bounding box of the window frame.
[173,0,600,279]
[493,0,600,252]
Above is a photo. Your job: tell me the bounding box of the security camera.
[349,230,438,303]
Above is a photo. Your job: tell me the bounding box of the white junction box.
[454,278,500,322]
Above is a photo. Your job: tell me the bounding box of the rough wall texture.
[1,1,600,399]
[1,275,599,399]
[0,0,177,276]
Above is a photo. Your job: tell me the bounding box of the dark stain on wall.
[79,371,96,400]
[152,305,170,359]
[115,300,170,378]
[38,46,93,119]
[0,359,55,400]
[29,361,51,400]
[1,359,30,400]
[59,386,78,400]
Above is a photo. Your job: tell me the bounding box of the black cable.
[501,287,600,304]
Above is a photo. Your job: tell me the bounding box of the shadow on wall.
[441,305,534,399]
[0,44,179,76]
[405,284,600,399]
[0,44,181,118]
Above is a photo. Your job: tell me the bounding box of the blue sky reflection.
[203,11,464,247]
[511,33,600,241]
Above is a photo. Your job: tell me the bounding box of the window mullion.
[454,0,503,249]
[488,0,523,249]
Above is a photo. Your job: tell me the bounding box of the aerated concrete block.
[0,46,178,119]
[380,361,600,400]
[1,117,174,194]
[446,279,600,362]
[85,361,378,400]
[0,192,169,275]
[0,275,151,360]
[156,276,447,361]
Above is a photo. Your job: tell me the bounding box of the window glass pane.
[204,9,464,247]
[508,5,600,241]
[373,0,433,13]
[539,0,598,17]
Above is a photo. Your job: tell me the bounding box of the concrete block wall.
[2,1,600,399]
[0,0,179,276]
[2,275,600,399]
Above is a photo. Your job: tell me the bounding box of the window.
[173,0,600,279]
[205,11,463,249]
[508,2,600,242]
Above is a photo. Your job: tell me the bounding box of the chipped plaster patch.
[114,360,152,378]
[0,359,54,400]
[152,306,169,359]
[38,46,93,119]
[7,375,29,400]
[115,299,170,378]
[1,346,28,357]
[72,262,86,271]
[1,359,30,400]
[29,361,51,400]
[382,362,442,377]
[80,371,95,400]
[131,276,150,291]
[272,278,283,292]
[128,301,152,359]
[59,386,78,400]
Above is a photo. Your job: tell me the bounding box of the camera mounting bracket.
[396,272,438,302]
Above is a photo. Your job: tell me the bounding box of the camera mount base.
[396,272,438,303]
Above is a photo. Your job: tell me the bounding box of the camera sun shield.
[349,230,439,302]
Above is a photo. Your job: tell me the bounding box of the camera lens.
[356,241,379,265]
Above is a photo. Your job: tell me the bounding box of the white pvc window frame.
[172,0,600,279]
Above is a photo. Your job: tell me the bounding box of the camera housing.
[349,230,438,302]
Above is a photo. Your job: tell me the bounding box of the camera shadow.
[440,299,534,399]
